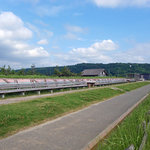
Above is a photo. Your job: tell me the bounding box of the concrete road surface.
[0,84,150,150]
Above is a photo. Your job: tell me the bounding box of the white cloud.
[64,24,87,40]
[64,32,83,40]
[92,40,118,51]
[37,39,49,45]
[65,25,87,33]
[92,0,150,8]
[71,39,118,54]
[27,23,53,40]
[43,30,53,37]
[36,5,64,16]
[0,12,32,40]
[54,40,118,64]
[0,11,49,67]
[13,46,49,57]
[53,40,150,65]
[114,42,150,63]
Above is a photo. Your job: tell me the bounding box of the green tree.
[54,68,61,76]
[6,65,11,75]
[11,69,16,75]
[61,66,72,76]
[17,68,25,75]
[0,65,6,75]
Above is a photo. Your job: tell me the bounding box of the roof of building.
[81,69,106,76]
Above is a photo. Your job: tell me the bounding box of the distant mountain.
[25,63,150,77]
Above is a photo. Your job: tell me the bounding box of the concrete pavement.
[0,84,150,150]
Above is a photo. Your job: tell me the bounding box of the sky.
[0,0,150,69]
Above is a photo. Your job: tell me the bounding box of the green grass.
[0,88,123,138]
[94,95,150,150]
[0,74,117,79]
[0,86,88,100]
[0,81,149,139]
[117,81,150,92]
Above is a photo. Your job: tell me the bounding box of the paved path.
[0,84,150,150]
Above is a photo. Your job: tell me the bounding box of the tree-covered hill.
[28,63,150,77]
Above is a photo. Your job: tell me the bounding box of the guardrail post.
[37,91,40,95]
[70,88,72,91]
[21,92,25,96]
[1,94,5,99]
[50,90,53,94]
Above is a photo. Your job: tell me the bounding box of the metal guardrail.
[0,78,135,98]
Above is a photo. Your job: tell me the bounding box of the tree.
[61,66,72,76]
[54,68,61,76]
[6,65,11,75]
[0,65,13,75]
[17,68,25,75]
[11,69,16,75]
[0,65,6,75]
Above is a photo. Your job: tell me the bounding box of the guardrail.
[0,78,135,98]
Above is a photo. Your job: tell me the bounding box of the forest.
[1,63,150,77]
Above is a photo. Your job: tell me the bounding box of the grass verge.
[94,94,150,150]
[0,86,87,100]
[116,81,150,92]
[0,88,123,139]
[0,81,149,139]
[0,75,117,79]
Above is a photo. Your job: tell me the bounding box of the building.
[140,74,150,80]
[81,69,108,77]
[126,73,140,80]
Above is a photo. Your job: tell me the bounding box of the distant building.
[126,73,140,80]
[81,69,108,77]
[140,74,150,80]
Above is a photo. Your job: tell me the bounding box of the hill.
[27,63,150,77]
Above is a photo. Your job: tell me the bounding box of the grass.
[94,94,150,150]
[116,81,150,92]
[0,86,88,100]
[0,88,123,138]
[0,81,149,139]
[0,74,118,79]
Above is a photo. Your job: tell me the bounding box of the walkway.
[0,84,150,150]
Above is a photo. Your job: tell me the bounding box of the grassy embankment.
[0,88,123,138]
[0,81,149,139]
[0,74,117,79]
[94,91,150,150]
[116,81,150,91]
[0,86,87,100]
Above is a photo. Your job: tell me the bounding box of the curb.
[82,93,149,150]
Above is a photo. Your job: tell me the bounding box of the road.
[0,84,150,150]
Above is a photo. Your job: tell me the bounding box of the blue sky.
[0,0,150,68]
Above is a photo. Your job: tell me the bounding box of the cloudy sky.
[0,0,150,68]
